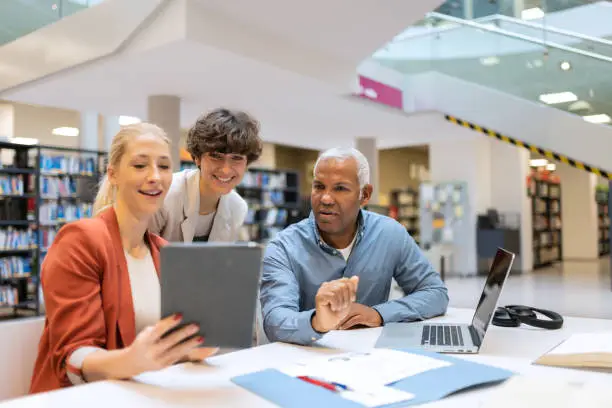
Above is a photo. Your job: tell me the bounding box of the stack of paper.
[534,332,612,369]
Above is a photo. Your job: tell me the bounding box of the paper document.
[482,375,612,408]
[339,385,415,407]
[547,332,612,355]
[280,349,452,388]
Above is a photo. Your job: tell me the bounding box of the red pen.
[297,376,337,392]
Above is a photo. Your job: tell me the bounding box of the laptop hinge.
[468,325,482,347]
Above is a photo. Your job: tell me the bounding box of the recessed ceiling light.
[52,127,79,137]
[546,163,556,171]
[480,56,500,66]
[568,100,592,112]
[119,115,141,126]
[10,137,39,145]
[538,92,578,104]
[560,61,571,71]
[583,114,611,124]
[521,7,545,20]
[530,159,548,167]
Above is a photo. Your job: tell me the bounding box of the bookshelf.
[180,160,197,171]
[364,204,389,216]
[389,188,420,245]
[0,142,106,319]
[596,186,610,257]
[237,168,301,242]
[528,173,562,269]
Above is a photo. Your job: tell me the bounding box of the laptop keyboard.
[421,324,464,346]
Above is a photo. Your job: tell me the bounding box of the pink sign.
[356,75,403,109]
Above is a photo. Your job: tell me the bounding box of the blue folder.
[231,348,514,407]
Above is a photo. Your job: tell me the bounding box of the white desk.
[2,308,611,407]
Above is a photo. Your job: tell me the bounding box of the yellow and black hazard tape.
[444,114,612,180]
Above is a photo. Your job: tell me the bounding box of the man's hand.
[311,276,359,333]
[338,303,383,330]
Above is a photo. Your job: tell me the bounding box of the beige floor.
[443,257,612,320]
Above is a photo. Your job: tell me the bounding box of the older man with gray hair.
[259,147,449,345]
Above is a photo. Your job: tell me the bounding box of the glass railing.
[433,0,605,20]
[0,0,103,47]
[476,14,612,58]
[372,13,612,125]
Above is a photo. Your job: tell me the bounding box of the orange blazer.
[29,207,167,394]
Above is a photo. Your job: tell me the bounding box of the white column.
[555,163,599,260]
[489,140,532,273]
[147,95,181,171]
[0,104,14,139]
[0,104,15,165]
[103,116,121,152]
[79,112,98,151]
[513,0,525,18]
[355,137,379,204]
[429,136,491,276]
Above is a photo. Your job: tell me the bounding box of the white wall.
[555,162,599,260]
[0,317,45,402]
[429,132,491,276]
[12,102,84,148]
[489,139,532,272]
[251,142,277,169]
[429,131,533,275]
[404,72,612,172]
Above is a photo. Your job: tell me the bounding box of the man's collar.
[309,209,367,252]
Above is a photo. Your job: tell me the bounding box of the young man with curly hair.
[149,108,263,242]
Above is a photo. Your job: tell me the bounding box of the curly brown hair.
[186,108,263,164]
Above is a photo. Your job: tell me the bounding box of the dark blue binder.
[231,348,514,407]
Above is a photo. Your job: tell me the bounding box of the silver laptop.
[375,247,515,354]
[160,242,263,349]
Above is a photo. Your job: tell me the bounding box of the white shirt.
[194,211,216,241]
[124,248,161,335]
[338,231,359,261]
[67,247,160,384]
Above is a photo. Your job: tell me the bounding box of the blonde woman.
[30,123,214,394]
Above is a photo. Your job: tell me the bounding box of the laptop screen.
[470,248,515,341]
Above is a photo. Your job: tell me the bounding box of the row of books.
[0,285,19,306]
[262,191,290,207]
[241,192,292,207]
[0,175,26,196]
[0,199,30,221]
[261,208,289,226]
[244,208,289,226]
[39,203,93,225]
[39,228,58,250]
[399,219,419,230]
[238,224,284,242]
[40,155,97,175]
[0,228,36,250]
[240,172,290,189]
[0,257,32,279]
[40,176,78,198]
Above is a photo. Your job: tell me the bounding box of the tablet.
[160,242,263,349]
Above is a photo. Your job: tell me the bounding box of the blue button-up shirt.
[260,210,449,345]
